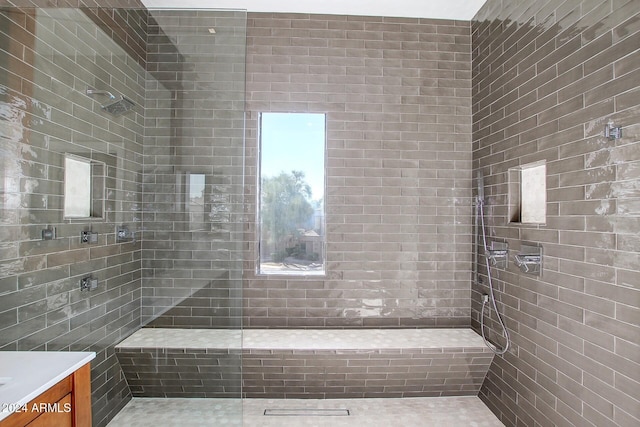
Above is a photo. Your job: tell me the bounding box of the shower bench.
[115,328,493,399]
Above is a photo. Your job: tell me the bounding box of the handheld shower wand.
[476,169,485,202]
[475,170,510,355]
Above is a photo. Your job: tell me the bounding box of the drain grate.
[264,409,350,417]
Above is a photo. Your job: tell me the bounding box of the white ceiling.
[141,0,488,21]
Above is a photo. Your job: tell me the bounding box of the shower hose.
[476,197,510,355]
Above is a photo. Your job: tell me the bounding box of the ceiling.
[141,0,488,21]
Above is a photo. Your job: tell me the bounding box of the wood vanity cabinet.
[0,363,91,427]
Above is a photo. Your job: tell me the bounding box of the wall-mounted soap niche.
[508,161,546,225]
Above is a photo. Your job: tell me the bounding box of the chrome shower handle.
[514,254,541,273]
[487,249,508,266]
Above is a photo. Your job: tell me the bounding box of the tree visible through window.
[259,113,325,275]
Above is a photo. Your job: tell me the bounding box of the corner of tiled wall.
[472,0,640,426]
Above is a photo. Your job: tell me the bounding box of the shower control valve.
[514,243,543,276]
[514,255,542,274]
[80,275,98,292]
[41,226,56,240]
[81,231,98,244]
[116,225,135,243]
[604,123,622,140]
[486,241,508,268]
[487,249,508,262]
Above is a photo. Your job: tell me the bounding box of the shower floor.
[106,396,504,426]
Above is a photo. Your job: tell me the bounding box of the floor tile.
[107,396,504,426]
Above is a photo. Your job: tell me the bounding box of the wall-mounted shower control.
[487,241,508,269]
[515,243,542,275]
[80,275,98,292]
[514,254,541,274]
[116,226,135,243]
[604,123,622,140]
[41,226,56,240]
[81,231,98,244]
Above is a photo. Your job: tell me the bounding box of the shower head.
[86,87,135,116]
[101,96,136,116]
[476,170,485,202]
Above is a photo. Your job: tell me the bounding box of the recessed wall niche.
[508,161,546,224]
[63,154,106,219]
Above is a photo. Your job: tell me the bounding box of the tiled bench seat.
[115,328,493,399]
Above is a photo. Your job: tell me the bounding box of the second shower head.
[86,87,135,116]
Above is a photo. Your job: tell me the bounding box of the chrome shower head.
[86,87,135,116]
[101,96,135,116]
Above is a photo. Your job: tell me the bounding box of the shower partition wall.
[141,9,246,331]
[0,6,245,426]
[138,7,246,404]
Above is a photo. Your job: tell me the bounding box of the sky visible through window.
[259,112,326,275]
[261,112,325,201]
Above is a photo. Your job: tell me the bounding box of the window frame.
[256,112,327,276]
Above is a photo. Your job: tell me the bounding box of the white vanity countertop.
[0,351,96,422]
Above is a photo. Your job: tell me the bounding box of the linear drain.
[264,409,350,417]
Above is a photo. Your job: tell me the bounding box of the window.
[187,173,206,231]
[258,113,326,275]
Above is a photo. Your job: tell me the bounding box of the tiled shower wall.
[244,13,474,328]
[472,0,640,426]
[0,6,148,427]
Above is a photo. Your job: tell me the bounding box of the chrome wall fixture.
[41,226,56,240]
[86,87,136,116]
[604,123,622,140]
[487,241,508,269]
[116,225,135,243]
[514,243,542,275]
[81,230,98,244]
[80,275,98,292]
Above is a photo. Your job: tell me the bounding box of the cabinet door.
[26,394,72,427]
